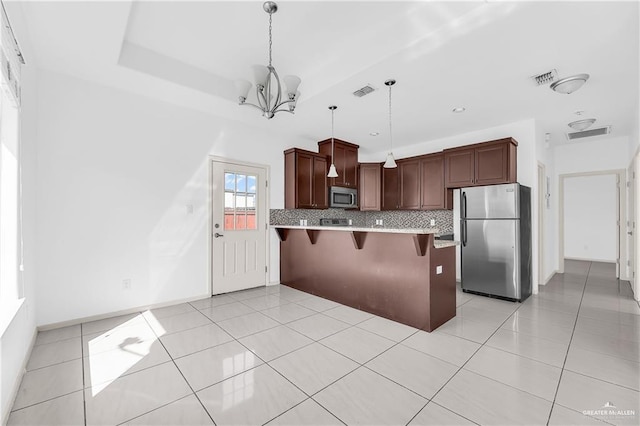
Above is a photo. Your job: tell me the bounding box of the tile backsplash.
[270,208,453,234]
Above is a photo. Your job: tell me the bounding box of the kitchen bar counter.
[275,225,456,332]
[272,225,459,250]
[272,224,439,234]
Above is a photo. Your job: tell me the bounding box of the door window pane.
[224,172,258,230]
[247,176,257,194]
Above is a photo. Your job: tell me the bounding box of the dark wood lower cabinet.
[278,227,456,332]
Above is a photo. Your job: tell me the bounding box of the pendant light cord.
[268,12,273,67]
[388,83,393,151]
[331,107,335,159]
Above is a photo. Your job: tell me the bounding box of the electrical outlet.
[430,219,436,227]
[436,265,443,275]
[123,279,132,290]
[186,204,194,214]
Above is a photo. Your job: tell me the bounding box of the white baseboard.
[539,270,558,286]
[564,257,617,263]
[38,293,212,331]
[2,327,37,426]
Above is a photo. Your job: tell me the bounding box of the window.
[224,172,257,230]
[0,84,19,304]
[0,6,23,311]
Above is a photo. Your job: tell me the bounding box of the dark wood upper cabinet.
[382,159,421,210]
[399,159,421,209]
[420,153,453,210]
[359,163,381,211]
[318,139,359,188]
[444,138,517,188]
[284,148,328,209]
[381,166,399,210]
[444,149,474,188]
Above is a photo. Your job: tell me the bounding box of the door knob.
[629,231,634,236]
[214,233,224,238]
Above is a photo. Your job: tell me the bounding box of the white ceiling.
[12,1,640,155]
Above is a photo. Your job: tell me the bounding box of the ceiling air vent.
[566,126,611,141]
[353,84,375,97]
[532,69,558,86]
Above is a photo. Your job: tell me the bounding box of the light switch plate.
[436,265,443,274]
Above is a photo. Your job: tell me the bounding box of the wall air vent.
[566,126,611,141]
[532,69,558,86]
[353,84,375,97]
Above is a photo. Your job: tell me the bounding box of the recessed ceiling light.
[452,107,466,113]
[369,132,379,136]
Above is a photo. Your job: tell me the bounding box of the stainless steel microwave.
[329,186,358,209]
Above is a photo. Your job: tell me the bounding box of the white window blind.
[0,2,22,106]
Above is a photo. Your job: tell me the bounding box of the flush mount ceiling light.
[452,107,466,113]
[383,79,397,169]
[550,73,589,94]
[235,2,301,119]
[568,118,596,131]
[369,132,379,136]
[327,105,338,178]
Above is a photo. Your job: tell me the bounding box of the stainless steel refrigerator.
[460,183,532,302]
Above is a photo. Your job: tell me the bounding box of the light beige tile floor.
[7,260,640,425]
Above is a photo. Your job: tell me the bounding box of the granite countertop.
[433,240,460,249]
[271,225,460,249]
[271,224,439,234]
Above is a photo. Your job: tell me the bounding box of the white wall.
[35,70,295,326]
[0,4,38,420]
[555,136,630,175]
[564,175,618,262]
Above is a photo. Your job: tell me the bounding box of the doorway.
[537,163,545,285]
[558,170,626,278]
[629,154,638,299]
[210,158,269,295]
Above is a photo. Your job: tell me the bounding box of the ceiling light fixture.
[327,105,338,178]
[383,79,397,169]
[550,73,589,94]
[452,107,466,113]
[235,2,301,119]
[369,132,380,136]
[568,118,596,131]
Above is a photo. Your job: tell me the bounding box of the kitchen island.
[274,225,457,332]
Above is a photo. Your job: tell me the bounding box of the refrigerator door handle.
[462,191,467,219]
[462,220,467,247]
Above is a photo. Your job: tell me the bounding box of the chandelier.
[235,2,301,119]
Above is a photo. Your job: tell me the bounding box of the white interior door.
[211,160,267,295]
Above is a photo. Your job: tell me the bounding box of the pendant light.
[383,79,397,168]
[327,105,339,178]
